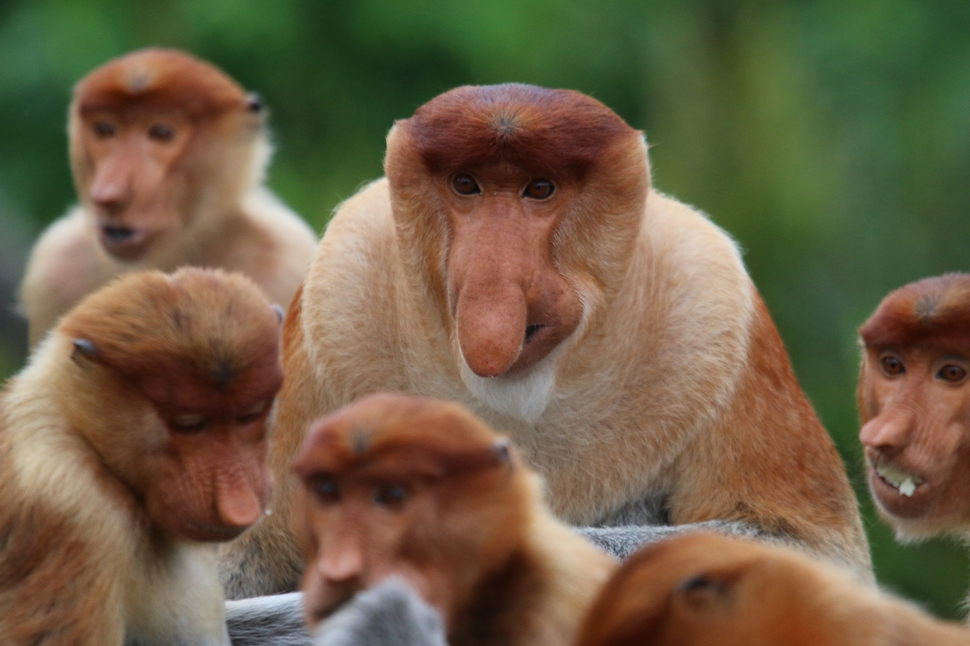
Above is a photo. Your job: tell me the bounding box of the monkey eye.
[879,354,905,377]
[452,174,481,196]
[148,124,175,142]
[236,399,270,425]
[523,179,555,200]
[937,364,968,384]
[171,413,208,433]
[311,475,341,504]
[93,121,116,138]
[373,482,409,509]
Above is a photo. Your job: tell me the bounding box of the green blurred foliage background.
[1,0,969,618]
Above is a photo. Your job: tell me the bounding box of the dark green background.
[1,0,968,619]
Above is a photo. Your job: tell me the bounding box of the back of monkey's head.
[576,534,887,646]
[58,267,283,418]
[72,48,255,121]
[860,273,970,355]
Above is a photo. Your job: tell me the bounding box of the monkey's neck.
[449,548,547,646]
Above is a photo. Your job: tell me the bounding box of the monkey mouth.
[97,224,151,258]
[524,323,545,344]
[182,521,248,542]
[870,460,924,498]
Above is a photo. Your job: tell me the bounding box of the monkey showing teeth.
[858,273,970,617]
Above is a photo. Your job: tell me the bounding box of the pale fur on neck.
[459,287,594,423]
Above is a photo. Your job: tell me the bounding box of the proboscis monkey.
[0,268,283,645]
[859,272,970,612]
[575,533,970,646]
[295,392,617,646]
[220,83,870,598]
[19,48,317,347]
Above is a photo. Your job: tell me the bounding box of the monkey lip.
[181,520,250,542]
[97,224,151,258]
[868,458,927,507]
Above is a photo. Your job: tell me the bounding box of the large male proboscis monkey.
[220,83,870,598]
[0,268,283,645]
[20,48,317,347]
[858,273,970,612]
[575,533,970,646]
[295,392,617,646]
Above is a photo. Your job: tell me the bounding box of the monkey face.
[440,168,586,378]
[75,110,195,260]
[296,474,448,625]
[294,393,528,630]
[58,267,284,543]
[859,346,970,537]
[385,84,648,381]
[140,407,273,542]
[68,48,260,263]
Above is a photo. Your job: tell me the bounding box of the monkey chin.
[459,294,591,423]
[460,353,558,423]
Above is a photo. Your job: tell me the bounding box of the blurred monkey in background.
[20,48,317,347]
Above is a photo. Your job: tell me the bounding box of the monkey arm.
[313,579,448,646]
[226,581,447,646]
[227,592,311,646]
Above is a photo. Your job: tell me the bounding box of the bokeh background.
[1,0,969,618]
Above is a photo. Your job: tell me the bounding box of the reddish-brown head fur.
[293,392,529,629]
[70,48,262,260]
[58,267,283,541]
[576,534,929,646]
[858,274,970,538]
[385,84,648,378]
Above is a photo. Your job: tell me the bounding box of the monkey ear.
[491,438,512,466]
[71,338,98,363]
[272,304,285,322]
[245,92,264,114]
[675,573,733,613]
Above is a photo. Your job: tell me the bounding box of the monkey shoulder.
[0,420,125,642]
[640,190,753,315]
[231,188,318,308]
[301,180,404,336]
[20,208,110,342]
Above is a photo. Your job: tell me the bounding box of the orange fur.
[295,393,617,646]
[221,83,869,597]
[0,268,283,645]
[576,533,970,646]
[858,273,970,611]
[20,48,316,347]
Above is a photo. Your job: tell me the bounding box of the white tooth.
[899,478,916,497]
